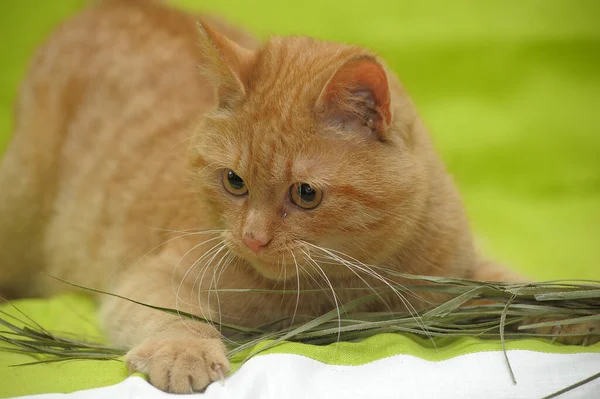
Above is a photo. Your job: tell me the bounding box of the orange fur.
[0,0,594,394]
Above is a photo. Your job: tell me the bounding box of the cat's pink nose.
[243,236,270,253]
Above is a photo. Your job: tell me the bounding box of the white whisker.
[307,252,393,315]
[172,236,224,307]
[208,249,234,334]
[289,251,302,327]
[300,241,436,345]
[173,239,227,333]
[193,242,229,331]
[300,248,343,343]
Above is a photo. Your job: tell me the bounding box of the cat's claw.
[214,363,226,386]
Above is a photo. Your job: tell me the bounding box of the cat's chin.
[247,259,291,281]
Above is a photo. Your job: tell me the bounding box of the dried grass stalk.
[1,274,599,397]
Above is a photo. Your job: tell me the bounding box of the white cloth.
[15,350,600,399]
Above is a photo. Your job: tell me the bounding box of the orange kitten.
[0,0,594,394]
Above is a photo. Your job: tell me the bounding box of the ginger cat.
[0,0,595,394]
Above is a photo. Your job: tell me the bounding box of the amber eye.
[222,169,248,196]
[290,183,323,209]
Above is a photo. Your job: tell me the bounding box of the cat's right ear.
[197,22,258,109]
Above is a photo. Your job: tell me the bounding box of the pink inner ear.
[322,58,391,130]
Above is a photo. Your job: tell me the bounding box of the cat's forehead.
[230,130,334,187]
[243,37,366,116]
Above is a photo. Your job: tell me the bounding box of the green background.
[0,2,599,276]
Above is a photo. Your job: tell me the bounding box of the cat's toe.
[125,337,229,393]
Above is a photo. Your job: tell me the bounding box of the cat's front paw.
[125,337,229,393]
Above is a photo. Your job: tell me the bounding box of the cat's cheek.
[200,188,247,223]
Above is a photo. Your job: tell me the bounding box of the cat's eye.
[222,169,248,196]
[290,183,323,209]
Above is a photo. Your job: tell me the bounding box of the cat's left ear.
[197,22,258,109]
[316,56,392,141]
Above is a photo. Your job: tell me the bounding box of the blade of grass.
[240,294,379,361]
[423,286,488,318]
[0,302,50,334]
[44,274,262,334]
[518,315,600,331]
[10,357,121,367]
[535,290,600,301]
[540,371,600,399]
[500,294,517,385]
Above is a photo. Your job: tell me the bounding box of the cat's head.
[191,23,435,280]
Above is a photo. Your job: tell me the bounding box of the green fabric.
[1,294,599,397]
[0,0,599,397]
[0,296,127,397]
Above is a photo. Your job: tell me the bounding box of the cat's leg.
[473,258,599,345]
[470,258,527,283]
[0,57,69,298]
[0,130,49,298]
[100,250,229,393]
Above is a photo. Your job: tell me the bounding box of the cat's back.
[19,0,257,149]
[0,1,255,296]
